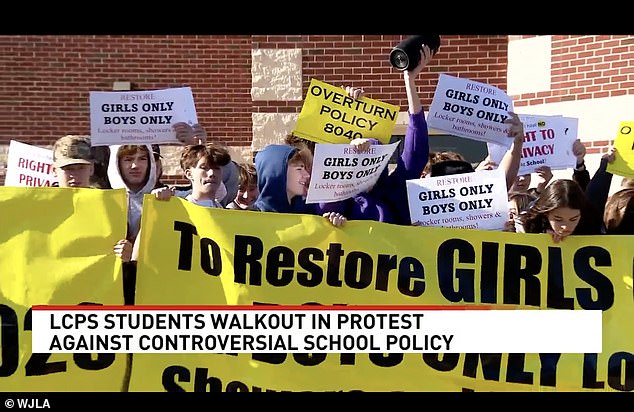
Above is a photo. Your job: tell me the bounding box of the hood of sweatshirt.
[254,144,308,213]
[107,144,157,243]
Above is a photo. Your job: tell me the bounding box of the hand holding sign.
[572,139,586,167]
[604,146,617,163]
[322,212,347,227]
[350,138,372,153]
[533,165,553,193]
[342,86,365,100]
[606,122,634,178]
[475,156,497,171]
[506,112,525,142]
[173,122,207,145]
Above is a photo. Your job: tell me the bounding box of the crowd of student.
[45,44,634,305]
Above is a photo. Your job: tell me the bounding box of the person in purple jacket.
[315,44,434,225]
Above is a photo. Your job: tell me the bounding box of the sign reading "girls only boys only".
[427,74,514,147]
[406,168,510,231]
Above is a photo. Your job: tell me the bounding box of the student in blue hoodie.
[314,44,435,225]
[254,143,346,227]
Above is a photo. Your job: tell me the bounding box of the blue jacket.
[254,144,314,214]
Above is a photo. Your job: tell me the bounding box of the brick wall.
[251,35,508,113]
[513,35,634,107]
[5,35,633,185]
[0,35,508,185]
[0,35,253,146]
[512,35,634,158]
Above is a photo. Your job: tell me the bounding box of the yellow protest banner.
[0,187,129,392]
[606,121,634,178]
[292,78,399,144]
[131,196,634,392]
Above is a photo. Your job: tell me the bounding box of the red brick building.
[1,35,631,188]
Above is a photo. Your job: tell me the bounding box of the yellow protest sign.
[606,121,634,178]
[292,78,399,144]
[131,196,634,392]
[0,187,129,392]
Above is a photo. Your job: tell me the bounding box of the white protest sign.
[305,142,399,204]
[4,140,57,187]
[90,87,198,146]
[427,74,514,146]
[406,168,509,231]
[487,114,578,175]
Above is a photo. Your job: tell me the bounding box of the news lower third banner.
[32,306,601,354]
[129,196,634,392]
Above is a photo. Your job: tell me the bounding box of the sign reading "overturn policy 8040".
[293,79,399,145]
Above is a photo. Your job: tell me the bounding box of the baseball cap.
[53,135,94,168]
